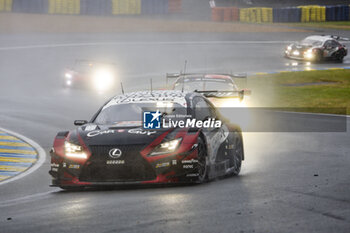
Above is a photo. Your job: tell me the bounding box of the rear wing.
[195,90,250,100]
[165,73,247,86]
[322,35,350,41]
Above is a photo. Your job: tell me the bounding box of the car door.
[323,40,338,58]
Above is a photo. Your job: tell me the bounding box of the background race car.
[49,90,244,190]
[166,73,251,107]
[284,35,348,62]
[63,59,118,92]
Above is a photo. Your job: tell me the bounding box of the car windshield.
[174,78,237,92]
[94,102,187,125]
[300,38,323,46]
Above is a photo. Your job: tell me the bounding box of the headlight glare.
[92,69,114,92]
[149,138,182,156]
[64,141,87,159]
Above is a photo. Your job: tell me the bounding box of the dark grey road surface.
[0,30,349,233]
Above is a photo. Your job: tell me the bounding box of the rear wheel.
[335,51,345,62]
[197,137,208,183]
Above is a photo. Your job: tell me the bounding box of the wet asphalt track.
[0,30,350,233]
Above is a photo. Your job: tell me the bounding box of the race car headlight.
[287,46,292,51]
[305,49,314,59]
[149,138,182,156]
[64,141,87,159]
[92,69,114,92]
[292,50,300,56]
[65,73,72,79]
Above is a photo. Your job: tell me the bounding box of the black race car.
[284,35,348,62]
[49,90,244,189]
[63,59,118,92]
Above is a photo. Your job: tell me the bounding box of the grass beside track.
[248,69,350,115]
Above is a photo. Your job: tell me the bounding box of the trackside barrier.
[12,0,47,14]
[48,0,80,14]
[273,7,301,22]
[299,5,326,22]
[211,7,223,22]
[212,7,239,22]
[168,0,181,13]
[239,7,272,23]
[112,0,141,15]
[212,4,350,23]
[0,0,12,12]
[334,5,349,21]
[80,0,111,16]
[141,0,167,14]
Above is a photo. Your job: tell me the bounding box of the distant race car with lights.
[63,59,118,92]
[166,73,251,107]
[49,90,244,189]
[284,35,348,62]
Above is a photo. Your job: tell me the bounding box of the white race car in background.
[63,59,118,92]
[285,35,348,62]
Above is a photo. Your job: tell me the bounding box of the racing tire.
[335,51,345,63]
[230,131,243,176]
[197,137,208,183]
[313,51,322,63]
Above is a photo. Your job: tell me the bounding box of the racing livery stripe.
[0,130,39,183]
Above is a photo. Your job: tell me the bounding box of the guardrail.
[211,4,350,23]
[0,0,182,15]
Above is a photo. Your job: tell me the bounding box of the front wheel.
[230,132,243,176]
[197,137,208,183]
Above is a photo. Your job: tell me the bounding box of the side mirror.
[74,120,88,126]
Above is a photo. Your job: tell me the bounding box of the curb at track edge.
[0,127,46,186]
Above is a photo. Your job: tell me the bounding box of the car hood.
[72,124,172,146]
[291,42,313,51]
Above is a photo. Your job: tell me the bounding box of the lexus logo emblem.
[109,148,122,159]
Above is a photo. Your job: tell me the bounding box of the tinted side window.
[331,40,340,47]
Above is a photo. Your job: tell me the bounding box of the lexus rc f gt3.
[63,59,117,92]
[166,73,250,107]
[284,35,348,62]
[49,91,244,189]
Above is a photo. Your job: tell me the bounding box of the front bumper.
[50,147,200,187]
[284,50,311,61]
